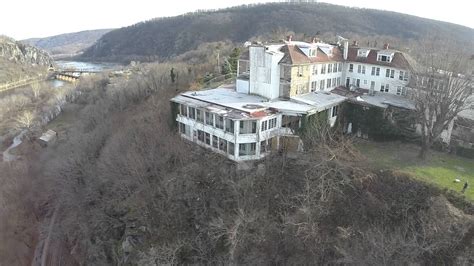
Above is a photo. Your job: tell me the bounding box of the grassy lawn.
[356,140,474,201]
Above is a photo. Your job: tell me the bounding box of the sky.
[1,0,472,40]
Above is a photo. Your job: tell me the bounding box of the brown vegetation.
[1,47,473,265]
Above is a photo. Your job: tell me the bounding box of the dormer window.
[309,49,317,57]
[357,49,369,57]
[377,54,392,62]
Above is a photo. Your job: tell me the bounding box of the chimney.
[287,35,293,43]
[343,40,349,61]
[353,40,358,46]
[312,37,320,43]
[384,43,390,49]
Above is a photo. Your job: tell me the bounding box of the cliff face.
[0,36,54,83]
[0,36,53,66]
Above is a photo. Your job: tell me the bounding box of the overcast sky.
[1,0,472,40]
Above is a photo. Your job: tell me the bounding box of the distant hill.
[23,29,113,59]
[80,3,474,63]
[0,36,53,83]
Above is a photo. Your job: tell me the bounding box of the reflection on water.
[50,80,65,88]
[56,61,118,72]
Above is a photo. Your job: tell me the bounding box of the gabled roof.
[347,46,411,70]
[279,44,344,65]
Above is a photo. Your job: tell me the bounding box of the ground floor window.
[212,135,218,148]
[228,142,235,156]
[260,138,274,153]
[219,138,227,152]
[197,130,204,142]
[239,143,256,156]
[331,105,338,118]
[179,122,186,134]
[205,133,211,145]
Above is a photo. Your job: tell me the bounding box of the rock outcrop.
[0,36,53,66]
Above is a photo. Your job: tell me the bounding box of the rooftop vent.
[243,104,265,110]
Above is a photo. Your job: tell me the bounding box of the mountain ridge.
[80,3,474,63]
[22,29,113,59]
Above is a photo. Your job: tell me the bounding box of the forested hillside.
[81,2,474,62]
[23,29,112,59]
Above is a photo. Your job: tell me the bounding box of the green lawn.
[356,140,474,201]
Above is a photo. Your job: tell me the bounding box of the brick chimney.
[384,43,390,49]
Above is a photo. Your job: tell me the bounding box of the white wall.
[343,62,410,95]
[236,79,250,94]
[249,46,284,100]
[309,62,343,92]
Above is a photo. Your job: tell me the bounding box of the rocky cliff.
[0,36,54,83]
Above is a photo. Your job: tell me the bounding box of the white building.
[171,37,413,161]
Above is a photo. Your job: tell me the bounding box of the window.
[189,107,196,119]
[404,72,409,81]
[205,112,213,126]
[378,55,390,62]
[197,130,204,142]
[179,122,186,134]
[327,78,331,88]
[311,81,318,91]
[261,120,268,131]
[312,65,318,75]
[320,80,325,90]
[376,67,380,76]
[228,142,235,155]
[386,84,390,92]
[370,81,375,91]
[321,64,326,74]
[267,118,277,129]
[396,86,402,95]
[196,109,204,123]
[239,143,256,156]
[332,78,336,87]
[380,85,385,92]
[225,119,234,133]
[386,69,390,78]
[310,49,317,57]
[338,63,343,72]
[356,79,360,87]
[180,104,188,116]
[212,135,218,148]
[328,64,333,73]
[240,120,257,134]
[219,138,227,152]
[216,115,224,129]
[331,105,338,118]
[390,70,395,79]
[371,67,376,76]
[399,71,404,80]
[334,63,338,72]
[362,66,366,74]
[297,66,304,76]
[205,133,211,145]
[357,65,362,74]
[337,77,341,86]
[349,64,354,72]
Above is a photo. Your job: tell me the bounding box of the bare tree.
[410,38,473,159]
[31,82,41,99]
[15,110,36,129]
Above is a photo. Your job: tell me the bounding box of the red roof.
[346,47,410,70]
[279,44,344,65]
